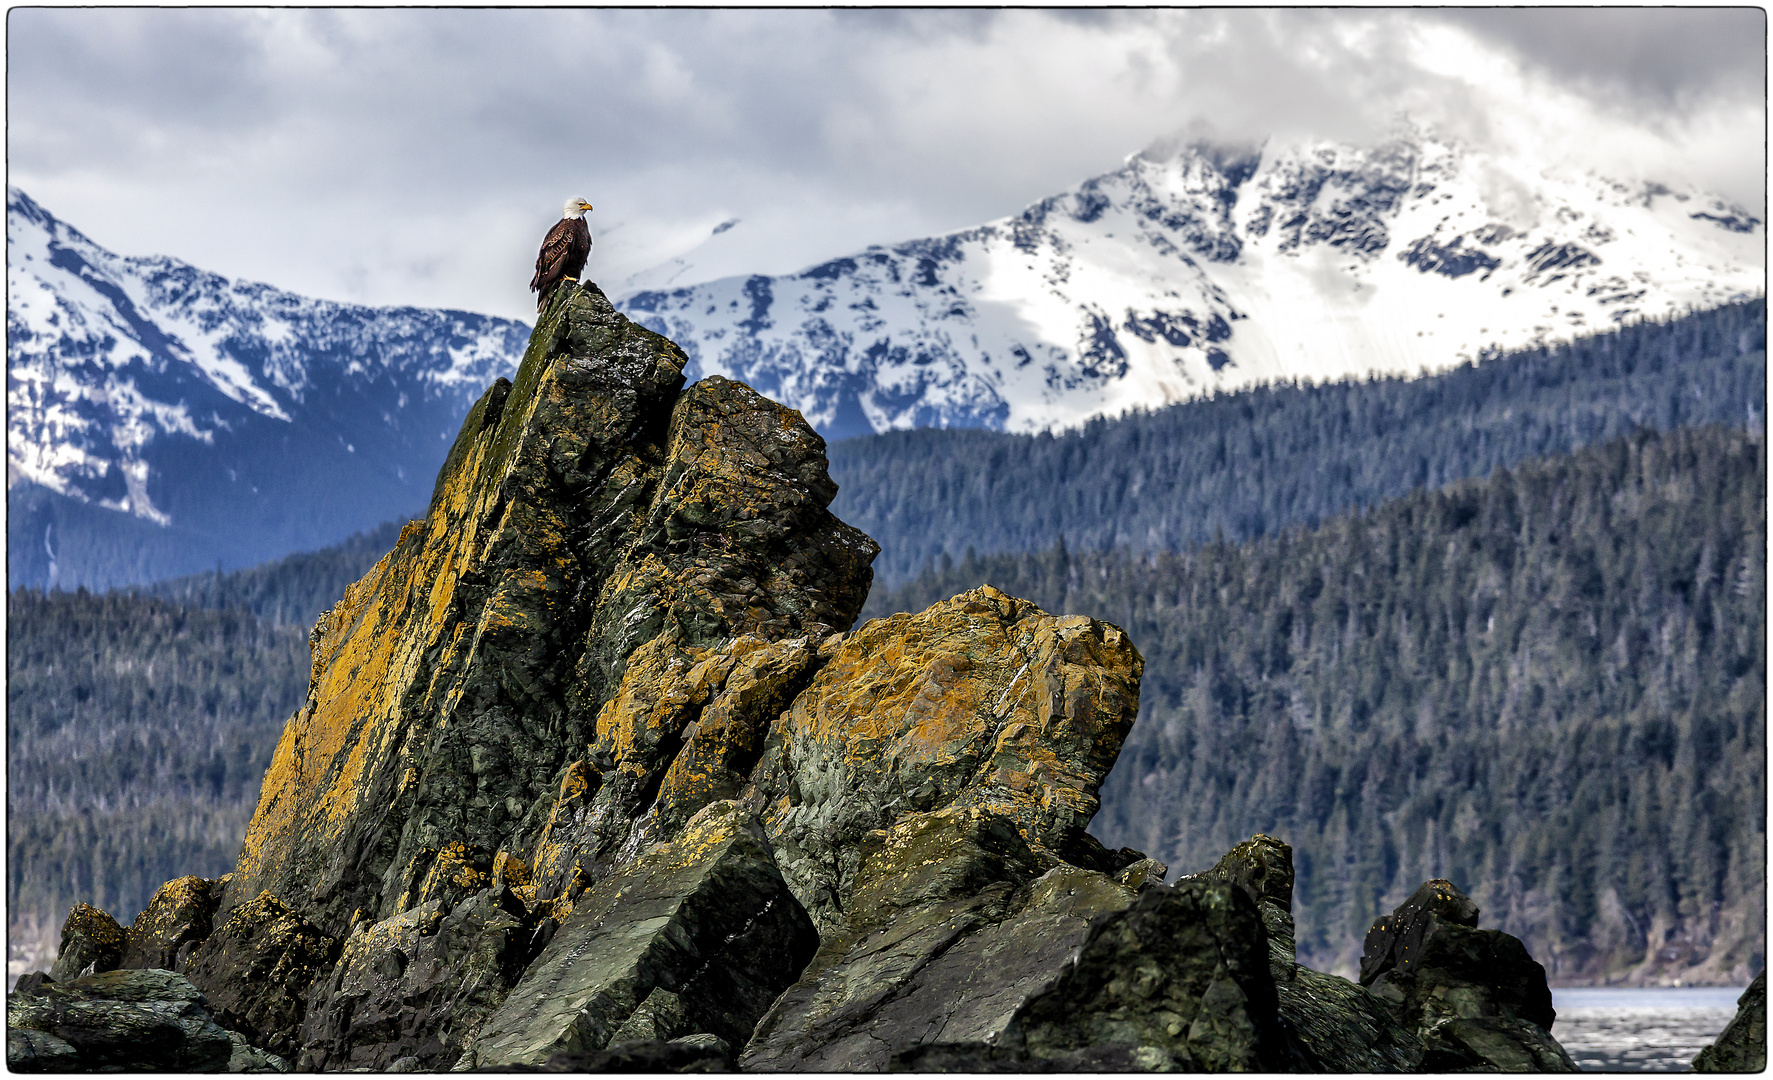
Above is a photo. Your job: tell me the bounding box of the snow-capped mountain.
[7,187,529,588]
[619,130,1765,438]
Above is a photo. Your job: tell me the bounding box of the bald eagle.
[530,197,593,312]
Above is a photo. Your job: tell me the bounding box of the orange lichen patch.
[763,585,1141,859]
[651,637,817,837]
[228,408,510,909]
[527,763,599,897]
[592,635,720,769]
[492,851,531,889]
[415,842,492,908]
[790,604,1010,770]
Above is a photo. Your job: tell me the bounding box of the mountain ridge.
[6,187,529,588]
[621,129,1763,439]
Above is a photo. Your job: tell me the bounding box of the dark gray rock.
[535,1037,735,1072]
[6,1027,80,1071]
[47,903,126,983]
[1693,970,1766,1072]
[1360,877,1484,986]
[183,891,338,1060]
[6,968,235,1072]
[1421,1016,1581,1072]
[608,988,690,1043]
[1195,834,1423,1071]
[226,1030,292,1072]
[122,874,225,972]
[741,809,1132,1072]
[469,801,817,1069]
[1361,878,1575,1071]
[1277,965,1424,1072]
[297,885,552,1070]
[1006,877,1295,1072]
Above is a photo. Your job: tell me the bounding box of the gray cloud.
[1433,8,1765,111]
[7,8,1762,321]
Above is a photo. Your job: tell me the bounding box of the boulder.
[1693,970,1766,1072]
[1005,877,1291,1071]
[746,585,1144,932]
[122,874,227,971]
[1194,834,1423,1071]
[7,968,239,1072]
[1361,878,1576,1071]
[182,891,338,1059]
[742,808,1127,1070]
[469,800,817,1069]
[46,902,126,982]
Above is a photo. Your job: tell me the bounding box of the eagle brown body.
[530,199,593,312]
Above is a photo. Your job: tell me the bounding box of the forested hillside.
[870,425,1766,985]
[6,592,310,980]
[832,300,1765,586]
[145,519,406,628]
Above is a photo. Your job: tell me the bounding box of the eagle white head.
[562,197,594,220]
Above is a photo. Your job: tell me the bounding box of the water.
[1552,987,1746,1072]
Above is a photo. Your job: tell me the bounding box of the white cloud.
[8,9,1762,322]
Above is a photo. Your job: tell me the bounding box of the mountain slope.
[869,425,1767,985]
[6,188,529,589]
[622,130,1764,439]
[832,300,1765,588]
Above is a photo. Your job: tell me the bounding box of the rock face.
[162,281,878,1060]
[471,800,816,1069]
[46,903,126,983]
[6,968,285,1073]
[746,588,1144,933]
[49,276,1581,1073]
[122,875,227,971]
[219,281,874,944]
[1361,878,1577,1071]
[168,281,1140,1068]
[1693,970,1766,1072]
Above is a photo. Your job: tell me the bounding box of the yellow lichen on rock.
[748,585,1142,926]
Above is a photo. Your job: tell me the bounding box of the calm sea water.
[1552,987,1747,1072]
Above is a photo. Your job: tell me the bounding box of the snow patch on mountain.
[7,186,530,523]
[619,130,1764,438]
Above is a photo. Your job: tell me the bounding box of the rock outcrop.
[1361,878,1577,1071]
[1196,835,1423,1071]
[16,278,1583,1073]
[121,875,227,971]
[6,969,286,1073]
[46,904,126,983]
[1692,970,1766,1072]
[469,800,816,1070]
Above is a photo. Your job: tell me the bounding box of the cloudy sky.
[9,8,1765,322]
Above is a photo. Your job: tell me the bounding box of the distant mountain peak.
[8,188,530,587]
[619,129,1764,439]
